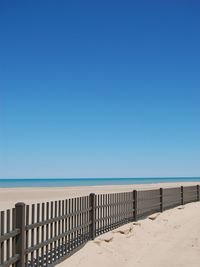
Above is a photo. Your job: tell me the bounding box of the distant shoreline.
[0,177,200,188]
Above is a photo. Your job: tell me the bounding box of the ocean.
[0,177,200,188]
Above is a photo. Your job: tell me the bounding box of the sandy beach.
[0,182,200,210]
[57,201,200,267]
[0,182,200,267]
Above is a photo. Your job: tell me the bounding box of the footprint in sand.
[126,233,134,238]
[112,226,134,235]
[133,222,141,226]
[174,225,181,229]
[148,213,160,220]
[94,234,114,245]
[177,206,185,210]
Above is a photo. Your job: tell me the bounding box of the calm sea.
[0,177,200,188]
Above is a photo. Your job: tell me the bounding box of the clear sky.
[0,1,200,178]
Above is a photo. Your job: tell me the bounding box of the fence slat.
[1,211,5,265]
[181,186,184,205]
[58,200,61,259]
[50,202,53,264]
[133,190,137,221]
[6,210,10,262]
[36,203,40,266]
[31,204,35,266]
[54,201,57,262]
[15,203,25,267]
[64,200,67,254]
[45,202,49,265]
[12,208,16,267]
[41,203,45,266]
[160,188,163,212]
[89,194,95,240]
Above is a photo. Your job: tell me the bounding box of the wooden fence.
[0,185,199,267]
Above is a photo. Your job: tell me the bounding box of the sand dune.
[58,201,200,267]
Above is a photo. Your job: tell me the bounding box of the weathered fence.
[0,185,199,267]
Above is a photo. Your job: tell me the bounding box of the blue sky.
[0,1,200,178]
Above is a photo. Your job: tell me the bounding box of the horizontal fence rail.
[0,185,200,267]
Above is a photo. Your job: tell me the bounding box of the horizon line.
[0,176,200,180]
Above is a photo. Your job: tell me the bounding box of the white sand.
[0,181,199,210]
[58,201,200,267]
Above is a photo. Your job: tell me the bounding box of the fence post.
[15,202,25,267]
[133,190,137,221]
[197,185,200,201]
[89,193,96,240]
[181,186,184,205]
[160,188,163,212]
